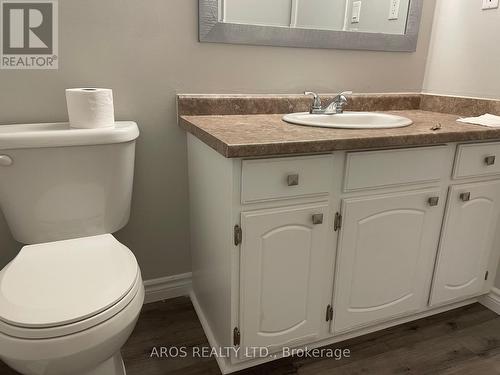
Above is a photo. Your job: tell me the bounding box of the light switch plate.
[388,0,401,20]
[351,1,361,23]
[482,0,499,10]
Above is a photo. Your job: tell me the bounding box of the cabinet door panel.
[259,226,311,332]
[430,180,500,305]
[240,203,331,351]
[334,190,443,333]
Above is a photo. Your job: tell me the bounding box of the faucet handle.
[304,91,322,111]
[336,91,353,102]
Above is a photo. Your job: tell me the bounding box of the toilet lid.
[0,234,138,328]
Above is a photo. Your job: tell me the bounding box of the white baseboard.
[143,272,192,304]
[479,287,500,315]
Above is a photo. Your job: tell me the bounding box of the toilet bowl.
[0,234,144,375]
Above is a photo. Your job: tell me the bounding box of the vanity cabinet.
[187,134,500,374]
[333,189,444,333]
[239,203,331,352]
[430,180,500,306]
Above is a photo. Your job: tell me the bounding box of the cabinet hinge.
[234,225,242,246]
[325,305,334,322]
[233,327,241,346]
[334,212,342,232]
[485,271,489,281]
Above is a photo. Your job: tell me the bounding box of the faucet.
[304,91,352,114]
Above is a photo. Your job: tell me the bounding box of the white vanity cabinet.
[333,189,444,333]
[187,134,500,374]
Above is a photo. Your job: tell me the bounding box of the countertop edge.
[179,116,230,157]
[223,131,500,158]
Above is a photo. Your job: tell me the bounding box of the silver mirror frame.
[199,0,423,52]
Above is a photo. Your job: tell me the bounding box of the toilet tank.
[0,122,139,244]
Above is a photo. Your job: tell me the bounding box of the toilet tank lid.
[0,121,139,150]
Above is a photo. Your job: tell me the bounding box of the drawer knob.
[485,156,496,166]
[287,174,299,186]
[428,197,439,207]
[312,214,323,225]
[460,192,471,202]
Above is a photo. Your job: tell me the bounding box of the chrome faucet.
[304,91,352,114]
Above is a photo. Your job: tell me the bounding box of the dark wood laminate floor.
[1,298,499,375]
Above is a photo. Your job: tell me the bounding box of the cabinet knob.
[312,214,323,225]
[428,197,439,207]
[460,192,471,202]
[287,174,299,186]
[485,156,496,166]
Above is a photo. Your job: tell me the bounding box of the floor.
[1,298,499,375]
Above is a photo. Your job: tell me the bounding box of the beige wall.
[423,0,500,99]
[0,0,436,280]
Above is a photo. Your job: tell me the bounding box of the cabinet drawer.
[241,155,333,204]
[344,146,448,192]
[453,142,500,179]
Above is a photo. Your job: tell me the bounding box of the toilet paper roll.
[66,88,115,129]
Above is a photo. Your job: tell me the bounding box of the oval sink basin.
[282,111,413,129]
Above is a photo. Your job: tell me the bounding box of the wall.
[0,0,436,280]
[423,0,500,99]
[422,0,500,288]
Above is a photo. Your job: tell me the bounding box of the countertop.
[179,110,500,158]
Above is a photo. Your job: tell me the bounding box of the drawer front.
[344,146,448,192]
[241,155,333,204]
[454,142,500,179]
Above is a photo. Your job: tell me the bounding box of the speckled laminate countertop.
[179,110,500,158]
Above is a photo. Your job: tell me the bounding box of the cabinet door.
[239,203,331,352]
[334,190,443,333]
[430,180,500,306]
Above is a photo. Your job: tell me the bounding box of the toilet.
[0,122,143,375]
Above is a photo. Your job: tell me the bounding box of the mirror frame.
[199,0,423,52]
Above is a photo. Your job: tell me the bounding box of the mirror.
[200,0,423,51]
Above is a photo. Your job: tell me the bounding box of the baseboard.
[480,287,500,315]
[143,272,192,304]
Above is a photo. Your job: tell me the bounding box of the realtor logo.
[1,0,58,69]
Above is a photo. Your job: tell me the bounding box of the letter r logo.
[2,2,53,54]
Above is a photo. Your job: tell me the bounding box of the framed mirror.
[199,0,423,52]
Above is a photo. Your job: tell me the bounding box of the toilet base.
[79,352,126,375]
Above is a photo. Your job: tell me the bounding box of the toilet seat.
[0,234,140,339]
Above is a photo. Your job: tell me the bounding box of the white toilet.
[0,121,143,375]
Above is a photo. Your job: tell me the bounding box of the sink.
[282,111,413,129]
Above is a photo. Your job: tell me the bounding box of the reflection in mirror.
[221,0,411,35]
